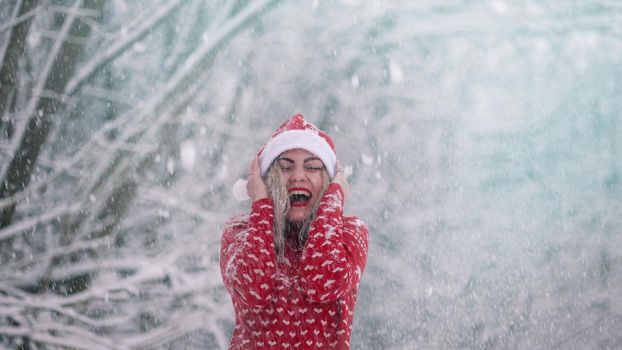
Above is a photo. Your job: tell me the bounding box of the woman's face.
[276,148,326,223]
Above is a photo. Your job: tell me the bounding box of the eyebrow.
[277,156,322,163]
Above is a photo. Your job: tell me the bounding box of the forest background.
[1,0,621,349]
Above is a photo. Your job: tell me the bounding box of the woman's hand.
[331,161,350,199]
[246,156,269,201]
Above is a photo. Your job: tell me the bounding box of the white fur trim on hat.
[259,129,337,177]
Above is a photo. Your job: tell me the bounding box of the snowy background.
[1,0,621,349]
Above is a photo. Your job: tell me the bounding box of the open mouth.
[288,188,312,207]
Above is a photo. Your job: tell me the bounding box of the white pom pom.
[232,178,250,201]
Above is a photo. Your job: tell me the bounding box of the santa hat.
[259,114,337,178]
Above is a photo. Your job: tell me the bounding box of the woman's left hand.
[332,161,350,200]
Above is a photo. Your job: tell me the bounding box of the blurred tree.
[1,1,621,349]
[0,0,278,348]
[0,0,41,226]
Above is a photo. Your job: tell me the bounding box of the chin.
[286,209,311,223]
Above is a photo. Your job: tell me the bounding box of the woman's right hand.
[246,156,269,201]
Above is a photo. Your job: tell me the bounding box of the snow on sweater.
[220,183,368,349]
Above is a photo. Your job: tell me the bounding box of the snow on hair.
[264,161,329,259]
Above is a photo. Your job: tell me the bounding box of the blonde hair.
[264,162,329,259]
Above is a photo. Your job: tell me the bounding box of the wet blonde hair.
[264,161,330,259]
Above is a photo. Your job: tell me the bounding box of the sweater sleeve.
[299,183,369,303]
[220,198,277,308]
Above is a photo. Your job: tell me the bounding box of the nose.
[289,165,306,182]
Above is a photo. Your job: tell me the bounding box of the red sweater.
[220,183,368,349]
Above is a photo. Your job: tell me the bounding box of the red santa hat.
[259,114,337,178]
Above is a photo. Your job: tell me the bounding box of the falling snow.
[0,1,621,349]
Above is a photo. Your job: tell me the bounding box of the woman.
[220,114,369,349]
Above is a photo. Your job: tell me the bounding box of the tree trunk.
[0,0,104,228]
[0,0,39,136]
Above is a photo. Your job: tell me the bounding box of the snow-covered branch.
[0,2,44,34]
[64,0,186,96]
[0,203,81,241]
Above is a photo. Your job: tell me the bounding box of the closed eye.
[304,159,324,171]
[277,159,293,172]
[277,157,324,172]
